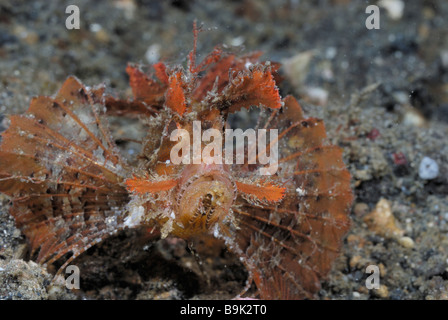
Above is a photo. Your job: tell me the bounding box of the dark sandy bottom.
[0,0,447,300]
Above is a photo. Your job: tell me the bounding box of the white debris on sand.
[418,157,439,180]
[145,43,161,65]
[379,0,405,20]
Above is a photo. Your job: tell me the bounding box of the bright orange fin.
[153,62,169,85]
[165,72,187,116]
[126,64,165,107]
[219,66,282,113]
[235,181,286,202]
[125,176,178,194]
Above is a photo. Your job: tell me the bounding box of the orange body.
[0,23,352,299]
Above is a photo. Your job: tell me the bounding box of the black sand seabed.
[0,0,447,300]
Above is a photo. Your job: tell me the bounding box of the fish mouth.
[174,164,236,236]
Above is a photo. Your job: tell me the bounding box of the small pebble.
[402,107,426,127]
[378,263,387,277]
[398,236,415,248]
[393,91,409,104]
[12,25,38,45]
[282,51,314,91]
[230,36,245,47]
[303,86,329,106]
[373,284,390,299]
[145,43,161,64]
[418,157,439,180]
[349,255,362,269]
[354,203,369,216]
[441,50,448,68]
[89,23,102,33]
[114,0,137,20]
[363,198,404,238]
[378,0,404,20]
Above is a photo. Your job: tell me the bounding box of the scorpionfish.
[0,24,353,299]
